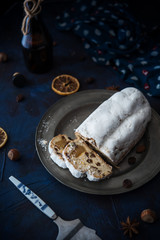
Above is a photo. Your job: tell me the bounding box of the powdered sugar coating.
[75,87,151,165]
[48,140,67,169]
[62,151,85,178]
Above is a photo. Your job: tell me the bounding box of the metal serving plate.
[35,89,160,195]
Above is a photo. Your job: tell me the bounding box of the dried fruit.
[136,144,146,153]
[8,149,20,161]
[51,74,80,95]
[123,179,133,188]
[121,216,139,238]
[128,156,136,165]
[0,127,8,148]
[0,52,8,63]
[16,94,25,102]
[12,72,26,88]
[87,159,93,163]
[140,209,157,223]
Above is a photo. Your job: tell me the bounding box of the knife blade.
[9,176,102,240]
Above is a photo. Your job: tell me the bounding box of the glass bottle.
[21,13,53,73]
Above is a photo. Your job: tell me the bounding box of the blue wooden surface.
[0,1,160,240]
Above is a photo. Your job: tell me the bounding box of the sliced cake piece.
[75,87,151,165]
[62,138,112,181]
[48,134,71,168]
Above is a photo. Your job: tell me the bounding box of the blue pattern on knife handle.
[9,176,56,219]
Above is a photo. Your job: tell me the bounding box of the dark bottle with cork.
[21,0,53,73]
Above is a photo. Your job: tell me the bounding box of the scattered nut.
[16,94,25,102]
[8,149,20,161]
[123,179,133,188]
[136,144,146,153]
[140,209,157,223]
[128,156,136,165]
[0,52,8,63]
[12,72,26,88]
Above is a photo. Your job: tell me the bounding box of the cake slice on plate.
[62,138,112,181]
[48,134,71,168]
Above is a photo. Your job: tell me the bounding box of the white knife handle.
[9,176,57,220]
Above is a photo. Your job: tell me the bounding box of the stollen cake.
[75,87,151,165]
[48,134,71,168]
[62,138,112,181]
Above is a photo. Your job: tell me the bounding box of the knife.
[9,176,101,240]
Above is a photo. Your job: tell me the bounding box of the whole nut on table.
[0,52,8,62]
[8,149,20,161]
[140,209,157,223]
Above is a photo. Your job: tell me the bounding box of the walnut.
[8,149,20,161]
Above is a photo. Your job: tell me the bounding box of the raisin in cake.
[62,138,112,181]
[48,134,71,168]
[75,87,151,165]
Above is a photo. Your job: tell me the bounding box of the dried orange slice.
[51,74,80,95]
[0,127,8,148]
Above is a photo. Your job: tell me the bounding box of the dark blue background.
[0,1,160,239]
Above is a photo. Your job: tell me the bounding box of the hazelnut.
[140,209,157,223]
[0,52,8,63]
[8,149,20,161]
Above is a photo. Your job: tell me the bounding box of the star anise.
[121,216,139,238]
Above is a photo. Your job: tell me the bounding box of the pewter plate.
[35,89,160,195]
